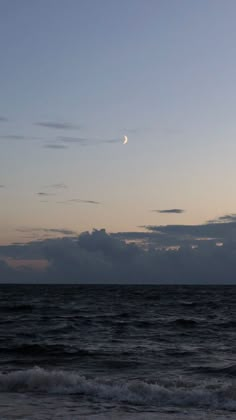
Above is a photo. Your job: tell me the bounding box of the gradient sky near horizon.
[1,0,236,245]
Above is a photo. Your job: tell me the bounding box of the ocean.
[0,285,236,419]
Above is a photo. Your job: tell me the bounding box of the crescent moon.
[123,135,128,145]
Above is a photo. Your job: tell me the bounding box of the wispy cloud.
[16,227,76,236]
[0,185,5,188]
[0,135,41,141]
[208,214,236,224]
[35,121,81,130]
[58,136,88,144]
[58,136,121,146]
[0,135,25,140]
[70,199,101,205]
[102,139,121,144]
[153,209,185,214]
[0,116,8,122]
[42,136,123,149]
[37,184,68,198]
[36,192,56,197]
[45,183,68,190]
[58,198,101,205]
[43,144,69,149]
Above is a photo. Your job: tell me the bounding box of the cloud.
[153,209,185,214]
[36,192,56,196]
[0,185,5,188]
[1,225,236,284]
[45,183,68,190]
[143,220,236,239]
[35,121,81,130]
[208,214,236,223]
[69,199,100,205]
[140,215,236,248]
[0,116,8,122]
[100,139,121,144]
[42,136,123,150]
[0,257,45,283]
[0,135,26,140]
[58,136,88,144]
[43,144,69,149]
[0,135,41,141]
[58,198,101,205]
[16,227,77,236]
[56,136,121,147]
[2,215,236,284]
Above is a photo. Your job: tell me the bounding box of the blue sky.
[1,0,236,249]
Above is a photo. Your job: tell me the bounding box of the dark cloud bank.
[1,215,236,284]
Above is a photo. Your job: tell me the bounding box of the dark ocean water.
[0,285,236,419]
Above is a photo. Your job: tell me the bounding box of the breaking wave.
[0,367,236,410]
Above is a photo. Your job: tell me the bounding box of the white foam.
[0,367,236,410]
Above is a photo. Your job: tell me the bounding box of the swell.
[169,318,198,328]
[0,304,34,313]
[0,344,134,359]
[0,344,94,357]
[194,364,236,377]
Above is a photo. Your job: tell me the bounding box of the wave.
[215,321,236,329]
[0,304,34,313]
[179,300,196,306]
[171,318,197,328]
[0,367,236,410]
[0,344,135,359]
[195,364,236,377]
[0,344,95,357]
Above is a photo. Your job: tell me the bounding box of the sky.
[1,0,236,283]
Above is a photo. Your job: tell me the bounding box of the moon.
[123,135,128,145]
